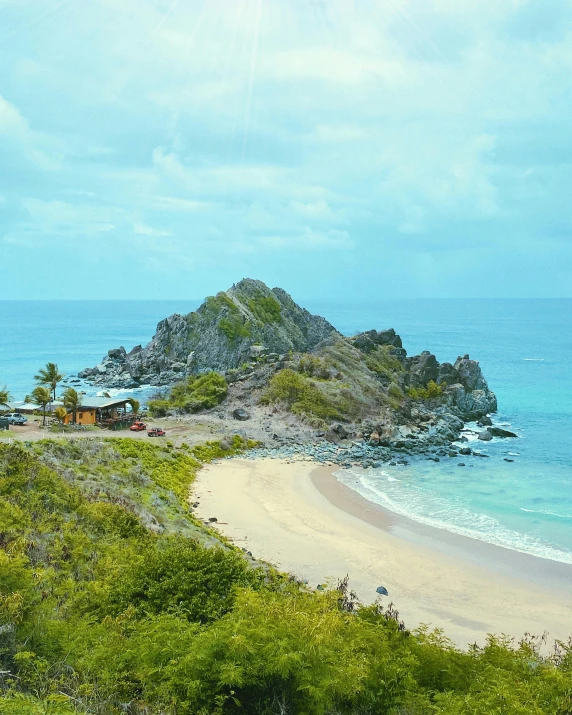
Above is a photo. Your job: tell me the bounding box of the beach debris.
[376,586,389,596]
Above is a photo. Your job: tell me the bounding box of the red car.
[130,421,147,432]
[148,427,166,437]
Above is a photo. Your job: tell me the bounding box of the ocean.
[1,298,571,564]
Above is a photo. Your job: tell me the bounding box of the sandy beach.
[193,458,572,649]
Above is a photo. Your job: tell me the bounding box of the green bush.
[248,295,282,324]
[408,380,444,400]
[103,537,265,622]
[297,354,331,379]
[365,345,404,379]
[218,315,252,341]
[148,371,228,415]
[261,369,343,422]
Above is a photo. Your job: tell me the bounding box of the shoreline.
[312,466,572,593]
[193,457,572,649]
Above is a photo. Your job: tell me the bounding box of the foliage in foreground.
[148,370,228,416]
[1,439,572,715]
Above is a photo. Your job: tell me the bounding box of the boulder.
[407,351,439,387]
[232,408,250,421]
[477,415,493,427]
[331,423,349,439]
[459,447,472,456]
[351,328,403,353]
[488,426,518,438]
[478,430,493,441]
[249,345,268,359]
[108,347,127,360]
[445,384,497,421]
[437,362,461,386]
[454,355,488,391]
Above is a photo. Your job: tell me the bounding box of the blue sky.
[1,0,571,300]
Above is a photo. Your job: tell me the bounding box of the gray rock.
[232,408,250,421]
[331,423,349,439]
[351,328,403,353]
[407,351,439,388]
[488,426,518,438]
[477,415,493,427]
[108,347,127,360]
[478,430,493,441]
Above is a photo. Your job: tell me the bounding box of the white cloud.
[133,222,171,236]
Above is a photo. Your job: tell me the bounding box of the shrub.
[248,295,282,324]
[261,369,343,421]
[407,380,444,400]
[365,345,404,379]
[218,316,252,341]
[297,354,331,379]
[103,537,265,623]
[148,372,228,416]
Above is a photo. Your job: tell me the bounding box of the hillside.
[79,279,339,387]
[2,438,571,714]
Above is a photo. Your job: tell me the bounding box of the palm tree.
[127,398,140,417]
[0,386,10,410]
[54,406,68,425]
[32,386,52,426]
[63,388,82,424]
[34,362,64,402]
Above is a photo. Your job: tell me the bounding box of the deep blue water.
[1,299,571,562]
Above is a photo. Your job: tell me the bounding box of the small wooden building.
[64,397,134,426]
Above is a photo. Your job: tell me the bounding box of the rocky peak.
[79,279,339,387]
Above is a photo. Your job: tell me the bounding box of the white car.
[4,413,28,425]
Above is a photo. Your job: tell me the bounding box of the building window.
[79,413,83,418]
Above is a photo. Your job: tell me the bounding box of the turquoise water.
[1,298,571,562]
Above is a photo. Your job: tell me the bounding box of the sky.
[1,0,571,300]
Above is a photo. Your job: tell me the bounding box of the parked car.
[4,413,28,425]
[147,427,165,437]
[129,421,147,432]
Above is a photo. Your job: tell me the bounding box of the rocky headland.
[79,279,505,462]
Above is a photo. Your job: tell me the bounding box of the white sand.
[193,458,572,648]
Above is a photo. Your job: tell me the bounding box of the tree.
[34,362,64,402]
[63,388,82,424]
[31,386,52,426]
[53,406,68,424]
[127,398,140,416]
[0,386,10,410]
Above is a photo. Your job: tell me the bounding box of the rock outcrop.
[79,279,339,388]
[79,278,497,424]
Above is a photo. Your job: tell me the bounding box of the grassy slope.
[2,438,572,715]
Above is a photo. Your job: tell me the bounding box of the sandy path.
[193,458,572,649]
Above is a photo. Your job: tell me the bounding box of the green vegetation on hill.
[148,371,228,416]
[248,294,282,324]
[262,338,405,425]
[407,380,444,400]
[1,438,572,714]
